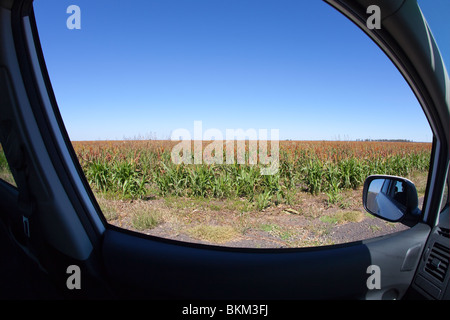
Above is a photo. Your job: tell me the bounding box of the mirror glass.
[366,178,409,221]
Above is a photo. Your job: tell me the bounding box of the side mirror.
[363,175,421,226]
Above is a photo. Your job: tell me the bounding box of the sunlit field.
[73,140,431,207]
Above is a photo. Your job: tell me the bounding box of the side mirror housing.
[363,175,421,226]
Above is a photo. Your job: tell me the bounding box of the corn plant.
[73,140,432,205]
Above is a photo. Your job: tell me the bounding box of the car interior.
[0,0,449,304]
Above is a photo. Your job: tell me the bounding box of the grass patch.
[131,210,162,231]
[320,210,364,225]
[186,225,239,244]
[0,170,16,187]
[298,238,335,248]
[340,210,365,222]
[309,224,332,237]
[164,195,255,214]
[260,223,293,241]
[95,195,120,221]
[260,223,278,233]
[164,196,195,210]
[222,198,254,213]
[99,203,119,221]
[319,215,339,224]
[384,221,397,228]
[408,170,428,198]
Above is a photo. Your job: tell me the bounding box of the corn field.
[71,140,431,209]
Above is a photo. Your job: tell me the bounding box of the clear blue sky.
[33,0,449,142]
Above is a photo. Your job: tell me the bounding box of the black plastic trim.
[10,0,106,249]
[102,226,372,299]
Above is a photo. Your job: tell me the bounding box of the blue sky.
[33,1,449,142]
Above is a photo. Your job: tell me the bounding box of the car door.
[0,0,448,304]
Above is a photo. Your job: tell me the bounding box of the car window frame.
[28,0,448,234]
[1,0,447,259]
[1,0,448,301]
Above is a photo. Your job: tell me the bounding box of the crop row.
[73,141,431,209]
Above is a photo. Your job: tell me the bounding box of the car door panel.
[102,227,371,299]
[363,223,430,299]
[101,223,430,300]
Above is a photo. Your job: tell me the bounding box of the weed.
[131,210,162,230]
[255,191,272,211]
[369,225,382,232]
[320,210,364,225]
[187,225,238,243]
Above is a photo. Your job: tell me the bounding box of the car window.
[381,179,390,195]
[369,179,384,194]
[33,0,432,248]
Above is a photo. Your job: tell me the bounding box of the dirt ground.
[101,186,413,249]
